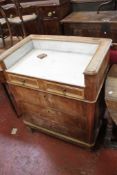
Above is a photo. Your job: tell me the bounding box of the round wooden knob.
[52,11,56,14]
[48,12,52,17]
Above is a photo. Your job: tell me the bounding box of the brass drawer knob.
[52,11,56,14]
[48,12,52,17]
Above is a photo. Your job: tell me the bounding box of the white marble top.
[7,48,96,87]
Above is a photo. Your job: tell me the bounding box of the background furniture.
[0,6,13,47]
[0,17,8,47]
[61,11,117,43]
[105,64,117,148]
[2,0,71,35]
[2,0,39,37]
[97,0,117,13]
[71,0,116,11]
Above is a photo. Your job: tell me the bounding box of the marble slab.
[6,39,98,87]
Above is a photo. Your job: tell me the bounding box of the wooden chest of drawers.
[0,35,111,148]
[61,11,117,42]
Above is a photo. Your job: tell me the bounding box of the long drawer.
[9,85,85,117]
[20,102,87,141]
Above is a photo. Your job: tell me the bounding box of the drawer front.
[10,84,85,118]
[40,4,69,19]
[64,23,113,39]
[47,93,85,117]
[7,74,84,100]
[21,102,87,141]
[46,82,84,99]
[65,23,101,37]
[110,24,117,43]
[42,19,61,35]
[7,74,39,89]
[39,7,58,19]
[10,85,48,107]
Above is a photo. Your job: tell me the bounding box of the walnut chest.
[61,11,117,42]
[0,35,111,148]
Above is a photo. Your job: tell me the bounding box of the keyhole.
[63,89,66,95]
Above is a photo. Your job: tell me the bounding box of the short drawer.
[46,82,84,99]
[7,74,39,89]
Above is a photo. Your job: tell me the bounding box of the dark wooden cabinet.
[42,19,61,34]
[3,0,71,35]
[61,11,117,42]
[37,1,71,34]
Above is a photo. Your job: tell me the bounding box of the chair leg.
[2,36,5,48]
[20,22,27,38]
[5,22,13,47]
[12,25,20,40]
[15,25,26,39]
[104,110,117,148]
[10,33,13,47]
[8,24,13,47]
[104,113,113,145]
[0,25,6,48]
